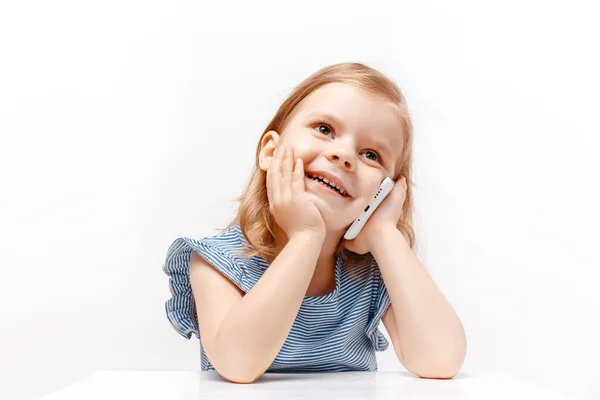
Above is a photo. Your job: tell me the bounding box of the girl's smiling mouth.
[306,173,350,197]
[305,171,350,196]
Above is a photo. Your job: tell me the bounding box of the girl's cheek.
[291,142,313,159]
[294,140,313,152]
[358,180,383,200]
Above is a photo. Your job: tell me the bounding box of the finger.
[266,168,276,207]
[281,146,293,178]
[281,146,293,201]
[292,157,305,195]
[268,145,284,203]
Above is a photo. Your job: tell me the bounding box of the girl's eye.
[315,123,333,137]
[362,150,383,165]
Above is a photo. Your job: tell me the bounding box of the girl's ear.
[258,130,281,171]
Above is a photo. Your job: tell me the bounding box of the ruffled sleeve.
[365,264,391,351]
[162,230,260,340]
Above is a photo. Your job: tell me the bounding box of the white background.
[1,1,599,399]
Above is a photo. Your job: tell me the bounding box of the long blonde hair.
[224,62,415,267]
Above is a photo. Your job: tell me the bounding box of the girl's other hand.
[266,145,326,239]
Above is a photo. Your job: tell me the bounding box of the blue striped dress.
[163,223,391,372]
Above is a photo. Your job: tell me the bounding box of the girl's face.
[264,82,404,234]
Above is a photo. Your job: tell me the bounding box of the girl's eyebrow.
[307,111,344,129]
[307,111,395,161]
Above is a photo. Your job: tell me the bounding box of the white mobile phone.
[343,177,395,240]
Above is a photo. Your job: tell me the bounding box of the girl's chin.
[308,196,359,230]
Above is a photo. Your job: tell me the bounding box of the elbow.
[209,347,266,384]
[207,321,285,384]
[413,333,467,379]
[406,349,466,380]
[206,332,270,384]
[414,361,462,379]
[218,368,262,384]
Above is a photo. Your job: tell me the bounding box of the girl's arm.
[372,226,467,378]
[189,229,324,384]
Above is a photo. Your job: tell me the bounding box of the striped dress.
[163,223,391,372]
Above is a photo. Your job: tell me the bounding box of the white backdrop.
[1,1,599,399]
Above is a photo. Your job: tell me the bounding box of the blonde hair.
[224,62,415,268]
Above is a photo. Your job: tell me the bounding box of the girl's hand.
[343,176,408,255]
[266,145,326,239]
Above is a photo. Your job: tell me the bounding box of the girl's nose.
[327,149,355,171]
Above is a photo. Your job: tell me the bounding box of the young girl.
[163,62,467,383]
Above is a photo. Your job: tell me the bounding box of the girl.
[163,62,467,383]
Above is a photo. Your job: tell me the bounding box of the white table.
[37,370,578,400]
